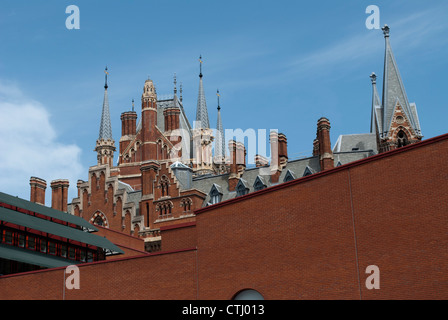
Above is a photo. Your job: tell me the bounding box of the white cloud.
[288,5,448,78]
[0,81,85,206]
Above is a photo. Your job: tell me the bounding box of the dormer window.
[253,176,267,191]
[303,166,313,177]
[283,170,296,182]
[236,179,249,197]
[209,184,223,204]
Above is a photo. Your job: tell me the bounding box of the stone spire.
[95,66,116,167]
[372,25,422,153]
[370,72,381,134]
[381,25,420,137]
[98,66,113,141]
[195,55,210,129]
[215,89,225,160]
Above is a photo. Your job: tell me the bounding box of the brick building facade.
[1,133,447,299]
[1,26,446,299]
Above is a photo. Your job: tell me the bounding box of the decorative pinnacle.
[132,99,135,112]
[217,89,221,110]
[199,55,203,78]
[104,66,109,89]
[370,72,377,84]
[180,82,183,102]
[174,73,177,95]
[382,24,390,37]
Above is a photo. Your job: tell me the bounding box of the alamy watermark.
[65,265,80,290]
[65,5,80,30]
[365,265,380,290]
[365,5,380,30]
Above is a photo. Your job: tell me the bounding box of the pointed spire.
[180,82,183,103]
[195,55,210,129]
[174,73,177,96]
[370,72,381,133]
[104,66,109,89]
[95,67,116,167]
[215,89,225,159]
[99,67,113,141]
[381,24,418,135]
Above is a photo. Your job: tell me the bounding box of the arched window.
[160,176,170,197]
[93,216,104,226]
[233,289,264,300]
[397,130,408,148]
[91,211,108,228]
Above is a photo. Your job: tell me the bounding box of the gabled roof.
[332,133,378,154]
[284,170,296,182]
[210,183,223,195]
[236,178,249,190]
[0,206,123,255]
[303,166,314,176]
[0,191,97,232]
[0,244,79,269]
[171,161,190,169]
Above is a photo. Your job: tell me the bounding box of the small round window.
[233,289,264,300]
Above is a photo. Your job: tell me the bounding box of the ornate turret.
[95,67,116,167]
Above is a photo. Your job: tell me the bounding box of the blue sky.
[1,0,447,205]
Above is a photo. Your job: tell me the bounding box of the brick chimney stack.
[269,131,281,183]
[50,179,70,212]
[278,133,288,168]
[228,140,239,191]
[30,177,47,205]
[121,111,138,137]
[164,108,180,132]
[254,154,269,167]
[316,117,334,171]
[236,142,246,174]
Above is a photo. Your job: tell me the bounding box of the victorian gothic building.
[5,25,446,300]
[30,26,423,252]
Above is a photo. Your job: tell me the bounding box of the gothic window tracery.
[397,130,408,148]
[181,198,192,212]
[159,176,170,197]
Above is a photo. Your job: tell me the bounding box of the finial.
[132,99,135,112]
[370,72,377,84]
[382,24,390,38]
[199,55,203,78]
[174,73,177,95]
[217,89,221,111]
[104,66,109,89]
[180,82,183,102]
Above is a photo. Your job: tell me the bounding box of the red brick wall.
[0,249,197,300]
[194,134,448,300]
[94,225,146,259]
[160,222,197,252]
[2,134,447,300]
